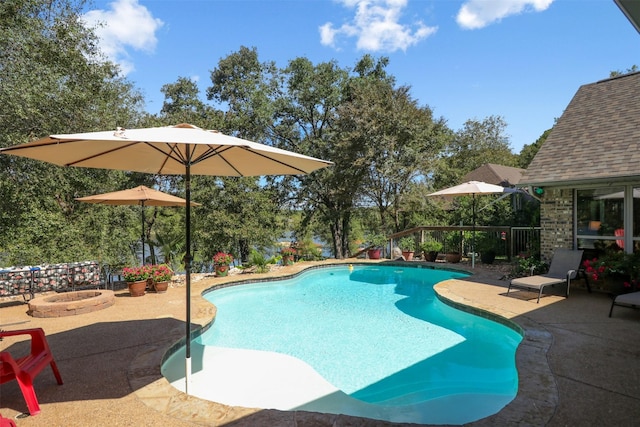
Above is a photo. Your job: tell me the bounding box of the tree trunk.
[239,239,250,264]
[331,221,344,259]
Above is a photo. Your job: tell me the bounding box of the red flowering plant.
[122,265,152,282]
[213,252,233,266]
[281,247,296,257]
[582,252,639,291]
[151,264,173,282]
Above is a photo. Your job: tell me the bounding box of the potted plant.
[150,264,173,293]
[213,252,233,277]
[367,234,387,260]
[280,247,296,266]
[582,251,639,296]
[420,239,443,262]
[122,265,151,297]
[477,234,499,265]
[444,232,462,263]
[398,236,416,261]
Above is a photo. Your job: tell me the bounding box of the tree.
[433,115,517,189]
[342,79,448,232]
[191,176,285,264]
[0,0,145,265]
[609,65,638,77]
[207,48,366,258]
[160,77,223,127]
[518,128,552,168]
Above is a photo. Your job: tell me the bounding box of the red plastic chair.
[0,328,63,415]
[0,414,17,427]
[615,228,624,249]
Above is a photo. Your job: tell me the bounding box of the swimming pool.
[162,264,523,425]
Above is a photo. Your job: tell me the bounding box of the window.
[576,186,639,255]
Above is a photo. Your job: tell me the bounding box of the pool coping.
[129,261,557,426]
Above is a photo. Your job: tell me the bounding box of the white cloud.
[82,0,164,75]
[320,0,437,52]
[456,0,554,30]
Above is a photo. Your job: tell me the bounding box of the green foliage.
[444,232,463,253]
[583,251,640,281]
[433,116,517,189]
[0,0,144,266]
[248,249,271,273]
[398,236,416,251]
[609,65,638,78]
[511,255,548,279]
[518,128,551,169]
[420,239,442,253]
[122,265,153,282]
[476,232,499,253]
[294,238,324,261]
[0,12,532,270]
[367,234,387,248]
[339,76,447,233]
[192,176,285,263]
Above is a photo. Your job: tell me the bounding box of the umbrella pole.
[185,164,192,394]
[472,194,476,269]
[141,201,146,266]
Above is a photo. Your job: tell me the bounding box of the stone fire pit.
[28,290,115,318]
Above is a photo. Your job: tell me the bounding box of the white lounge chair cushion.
[510,275,566,290]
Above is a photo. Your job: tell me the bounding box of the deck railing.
[388,226,541,260]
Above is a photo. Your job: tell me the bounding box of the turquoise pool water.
[163,264,522,424]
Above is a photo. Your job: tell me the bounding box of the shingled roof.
[463,163,524,186]
[519,71,640,186]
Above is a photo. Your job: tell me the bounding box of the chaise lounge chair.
[507,249,584,303]
[609,291,640,317]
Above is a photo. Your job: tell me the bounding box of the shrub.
[248,250,270,273]
[420,239,442,253]
[398,237,416,252]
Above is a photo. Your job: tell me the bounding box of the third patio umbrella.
[76,185,201,265]
[428,180,517,268]
[0,123,333,392]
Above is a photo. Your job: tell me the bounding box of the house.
[463,163,525,187]
[519,71,640,259]
[616,0,640,34]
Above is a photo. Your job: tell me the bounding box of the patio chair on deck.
[609,291,640,317]
[507,249,584,303]
[0,328,63,415]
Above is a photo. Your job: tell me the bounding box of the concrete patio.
[1,260,639,426]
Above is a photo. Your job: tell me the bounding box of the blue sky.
[81,0,639,154]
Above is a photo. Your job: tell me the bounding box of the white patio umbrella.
[427,181,518,268]
[0,123,333,392]
[76,185,201,265]
[594,188,640,199]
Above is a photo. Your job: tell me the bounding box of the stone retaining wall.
[0,261,101,298]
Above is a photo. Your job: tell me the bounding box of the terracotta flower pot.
[445,252,461,263]
[282,255,294,266]
[127,280,146,297]
[368,249,382,259]
[402,251,414,261]
[215,264,230,277]
[424,251,439,262]
[153,281,169,293]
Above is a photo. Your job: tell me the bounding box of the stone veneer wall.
[539,188,574,261]
[0,261,101,297]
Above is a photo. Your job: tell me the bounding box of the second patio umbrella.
[76,185,201,265]
[0,123,332,393]
[428,181,517,268]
